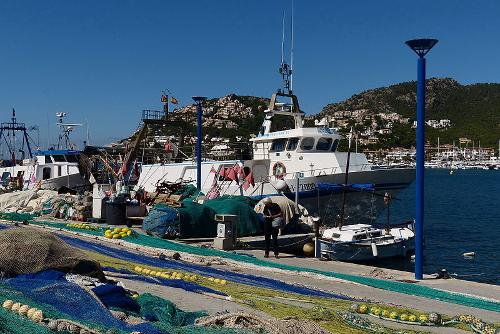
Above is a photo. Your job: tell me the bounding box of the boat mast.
[290,0,294,93]
[338,127,353,230]
[0,108,33,162]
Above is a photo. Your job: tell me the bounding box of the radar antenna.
[278,2,294,95]
[56,112,83,150]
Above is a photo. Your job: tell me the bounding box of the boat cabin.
[32,150,81,180]
[322,224,386,242]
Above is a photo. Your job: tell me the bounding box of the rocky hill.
[168,94,269,138]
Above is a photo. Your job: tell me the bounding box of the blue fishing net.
[103,267,227,296]
[92,284,141,313]
[3,270,165,334]
[62,235,350,300]
[143,205,181,238]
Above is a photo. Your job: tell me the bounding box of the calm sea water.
[373,168,500,285]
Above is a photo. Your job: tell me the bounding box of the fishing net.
[103,267,228,296]
[173,184,199,199]
[143,196,261,239]
[195,312,331,334]
[143,204,181,238]
[137,293,205,326]
[62,234,346,299]
[0,306,53,334]
[1,270,200,334]
[28,221,500,312]
[0,212,38,222]
[0,228,104,279]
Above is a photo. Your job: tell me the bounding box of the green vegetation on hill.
[321,78,500,148]
[122,78,500,152]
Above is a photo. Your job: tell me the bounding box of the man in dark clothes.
[262,197,283,258]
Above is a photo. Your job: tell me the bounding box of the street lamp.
[405,38,438,280]
[192,96,207,191]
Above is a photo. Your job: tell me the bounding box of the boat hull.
[319,238,415,262]
[138,162,415,225]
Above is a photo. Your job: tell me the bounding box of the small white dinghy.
[319,222,415,262]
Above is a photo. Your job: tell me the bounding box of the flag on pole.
[246,171,255,187]
[171,96,179,104]
[226,167,237,181]
[242,171,255,190]
[233,164,241,175]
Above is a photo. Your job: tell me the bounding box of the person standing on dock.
[262,197,283,258]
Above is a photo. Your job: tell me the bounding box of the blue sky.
[1,0,499,150]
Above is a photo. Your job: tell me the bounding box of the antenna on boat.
[278,9,292,95]
[290,0,294,93]
[56,112,83,150]
[281,9,285,67]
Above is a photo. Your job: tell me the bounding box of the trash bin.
[105,201,126,225]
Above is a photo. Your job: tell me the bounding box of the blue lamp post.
[405,38,438,280]
[192,96,207,191]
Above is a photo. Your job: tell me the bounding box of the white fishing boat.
[136,31,415,222]
[0,111,91,192]
[0,150,91,191]
[319,223,415,262]
[137,91,415,211]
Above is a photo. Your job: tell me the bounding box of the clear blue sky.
[1,0,499,149]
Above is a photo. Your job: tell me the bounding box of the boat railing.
[321,234,394,246]
[263,163,373,182]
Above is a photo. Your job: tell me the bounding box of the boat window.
[369,231,382,238]
[331,139,340,152]
[300,137,315,150]
[270,139,287,152]
[316,137,332,151]
[331,233,341,239]
[57,166,62,177]
[1,172,10,181]
[286,138,299,151]
[353,233,367,241]
[51,155,66,162]
[66,154,79,163]
[42,167,51,180]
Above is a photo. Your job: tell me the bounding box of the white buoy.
[2,300,13,310]
[371,242,378,257]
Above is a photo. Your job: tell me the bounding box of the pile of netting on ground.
[0,270,209,334]
[0,228,104,279]
[0,190,57,214]
[196,312,332,334]
[62,234,346,299]
[0,270,266,334]
[28,221,500,312]
[103,267,229,297]
[143,196,262,239]
[0,211,39,222]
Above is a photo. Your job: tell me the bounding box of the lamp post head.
[405,38,438,57]
[192,96,207,104]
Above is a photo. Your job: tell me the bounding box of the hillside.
[319,78,500,148]
[119,78,500,151]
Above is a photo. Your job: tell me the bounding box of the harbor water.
[373,168,500,285]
